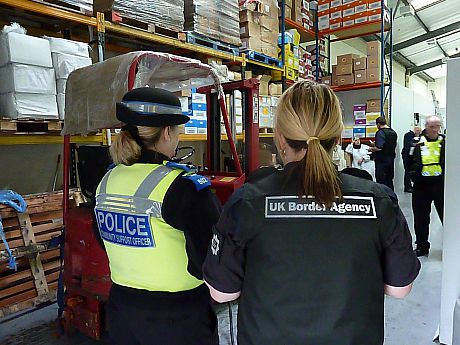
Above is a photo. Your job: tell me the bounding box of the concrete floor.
[0,189,444,344]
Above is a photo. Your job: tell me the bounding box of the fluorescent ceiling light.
[409,0,439,10]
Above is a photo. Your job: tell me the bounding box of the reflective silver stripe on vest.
[96,165,173,218]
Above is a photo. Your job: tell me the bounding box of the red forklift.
[60,52,263,339]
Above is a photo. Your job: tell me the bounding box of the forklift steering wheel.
[173,146,195,162]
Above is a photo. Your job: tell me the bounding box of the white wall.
[439,57,460,345]
[391,83,435,192]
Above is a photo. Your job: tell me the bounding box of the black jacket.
[401,130,415,165]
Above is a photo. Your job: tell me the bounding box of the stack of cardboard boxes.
[318,0,389,33]
[281,0,314,31]
[342,98,382,139]
[323,40,381,87]
[183,90,207,135]
[240,0,279,58]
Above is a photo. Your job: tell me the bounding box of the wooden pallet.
[106,11,181,39]
[0,192,63,319]
[32,0,92,15]
[0,118,63,134]
[181,32,240,56]
[241,49,282,67]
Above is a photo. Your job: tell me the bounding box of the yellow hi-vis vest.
[420,135,443,177]
[94,163,203,292]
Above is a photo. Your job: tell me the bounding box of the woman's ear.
[162,126,171,141]
[276,132,287,152]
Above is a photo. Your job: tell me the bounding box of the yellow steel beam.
[104,22,243,62]
[0,135,103,145]
[0,0,97,26]
[245,59,284,72]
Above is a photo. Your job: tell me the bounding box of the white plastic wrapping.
[0,93,59,119]
[62,51,221,135]
[59,0,92,12]
[0,31,53,68]
[45,37,90,57]
[57,93,66,120]
[112,0,184,32]
[52,53,92,79]
[184,0,241,46]
[0,64,56,94]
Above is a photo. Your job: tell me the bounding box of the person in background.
[369,116,398,190]
[332,143,347,171]
[345,136,375,180]
[401,126,422,193]
[202,81,420,345]
[94,87,220,345]
[408,116,445,257]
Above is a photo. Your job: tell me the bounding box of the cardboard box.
[337,74,354,86]
[337,64,353,75]
[0,92,59,119]
[52,53,92,79]
[353,126,366,138]
[354,110,366,119]
[184,119,197,134]
[355,11,368,24]
[355,118,366,125]
[368,0,381,9]
[367,41,380,56]
[332,75,340,86]
[366,99,381,112]
[292,0,303,23]
[343,16,355,27]
[269,83,283,96]
[368,8,382,22]
[343,0,357,3]
[330,7,342,19]
[192,92,207,102]
[318,17,330,31]
[329,18,342,30]
[46,37,90,58]
[286,67,296,81]
[0,64,56,94]
[365,112,380,125]
[367,68,380,82]
[330,0,343,8]
[283,4,292,19]
[342,126,354,139]
[354,70,367,83]
[353,57,367,70]
[332,65,337,75]
[342,3,355,16]
[258,75,272,95]
[322,76,332,85]
[366,125,379,137]
[318,1,330,12]
[355,0,368,13]
[0,32,53,68]
[354,104,366,112]
[337,54,360,66]
[192,110,207,120]
[367,56,380,69]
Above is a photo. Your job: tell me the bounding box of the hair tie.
[307,136,319,144]
[121,124,143,147]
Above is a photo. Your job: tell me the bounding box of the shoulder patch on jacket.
[182,174,211,191]
[164,161,196,173]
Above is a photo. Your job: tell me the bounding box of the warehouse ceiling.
[388,0,460,80]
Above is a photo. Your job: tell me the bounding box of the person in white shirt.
[345,137,375,180]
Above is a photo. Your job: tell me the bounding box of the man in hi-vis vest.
[408,116,445,257]
[94,87,220,345]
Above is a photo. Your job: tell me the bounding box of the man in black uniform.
[401,126,421,192]
[408,116,445,257]
[369,116,398,190]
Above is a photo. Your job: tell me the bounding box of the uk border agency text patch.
[95,209,155,247]
[265,196,377,219]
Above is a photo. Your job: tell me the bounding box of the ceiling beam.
[400,0,449,58]
[393,20,460,52]
[410,52,460,75]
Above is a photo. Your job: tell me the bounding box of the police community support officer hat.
[116,87,190,127]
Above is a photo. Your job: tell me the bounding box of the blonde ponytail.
[276,81,344,206]
[110,126,163,165]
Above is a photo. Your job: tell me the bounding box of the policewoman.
[408,115,445,257]
[203,81,420,345]
[94,87,220,345]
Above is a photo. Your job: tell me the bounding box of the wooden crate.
[0,192,63,318]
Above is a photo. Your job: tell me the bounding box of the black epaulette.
[245,166,280,183]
